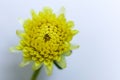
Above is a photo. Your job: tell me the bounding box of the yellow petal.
[67,21,74,28]
[9,46,19,53]
[72,30,79,35]
[19,58,31,67]
[31,10,37,18]
[16,30,24,38]
[59,7,65,14]
[44,61,53,76]
[56,55,66,69]
[18,18,24,25]
[70,44,80,50]
[32,62,42,70]
[64,50,72,56]
[43,7,52,14]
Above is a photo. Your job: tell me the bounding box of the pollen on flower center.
[44,34,51,42]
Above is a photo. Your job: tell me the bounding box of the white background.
[0,0,120,80]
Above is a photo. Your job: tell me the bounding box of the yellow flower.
[11,7,79,75]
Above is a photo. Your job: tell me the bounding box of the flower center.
[44,34,51,42]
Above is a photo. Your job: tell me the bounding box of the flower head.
[12,7,79,75]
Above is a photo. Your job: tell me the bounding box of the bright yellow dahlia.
[12,7,79,75]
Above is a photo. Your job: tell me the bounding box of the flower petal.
[67,21,74,28]
[59,7,65,14]
[64,50,72,56]
[44,61,53,76]
[32,62,42,70]
[9,46,20,53]
[18,18,24,25]
[19,58,31,67]
[72,30,79,35]
[16,30,24,38]
[55,55,66,69]
[31,10,37,19]
[70,44,80,50]
[43,7,52,14]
